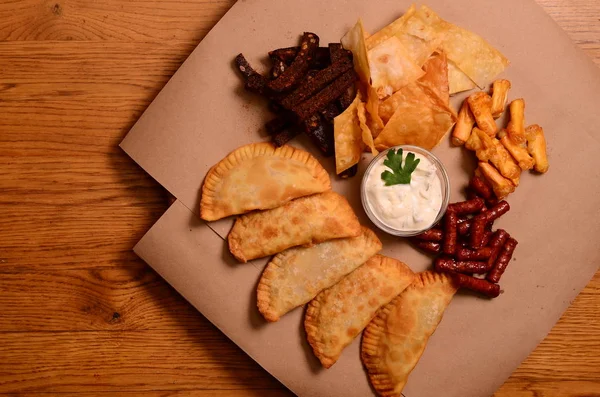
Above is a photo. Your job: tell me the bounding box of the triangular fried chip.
[378,90,403,125]
[365,4,416,51]
[448,60,477,94]
[357,100,378,155]
[334,94,363,174]
[341,19,371,88]
[342,20,384,130]
[367,36,425,99]
[419,52,450,107]
[415,5,509,88]
[373,83,456,150]
[378,52,451,124]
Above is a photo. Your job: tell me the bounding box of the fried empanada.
[201,143,330,221]
[305,255,414,368]
[228,191,360,263]
[257,227,382,322]
[361,271,458,397]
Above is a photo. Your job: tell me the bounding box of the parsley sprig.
[380,148,420,186]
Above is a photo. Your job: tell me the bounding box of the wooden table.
[1,1,598,396]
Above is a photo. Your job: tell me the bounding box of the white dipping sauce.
[365,152,443,231]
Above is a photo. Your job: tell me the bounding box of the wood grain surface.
[0,0,598,396]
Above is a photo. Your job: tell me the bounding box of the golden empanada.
[200,143,330,221]
[361,271,458,397]
[305,255,414,368]
[228,191,361,263]
[257,227,382,322]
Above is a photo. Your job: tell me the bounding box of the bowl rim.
[360,145,451,237]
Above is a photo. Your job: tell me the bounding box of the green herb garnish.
[381,148,420,186]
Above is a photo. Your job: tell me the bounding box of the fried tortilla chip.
[448,60,477,94]
[378,89,403,125]
[342,20,384,130]
[257,227,382,322]
[365,5,416,51]
[305,255,414,368]
[416,5,509,88]
[228,191,360,263]
[361,271,458,397]
[379,52,450,125]
[418,52,450,106]
[368,36,425,99]
[201,143,330,221]
[374,83,456,150]
[341,19,371,87]
[334,94,363,174]
[366,85,385,130]
[357,100,378,155]
[397,7,445,66]
[366,5,440,67]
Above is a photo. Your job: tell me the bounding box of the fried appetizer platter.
[305,255,415,368]
[194,2,553,395]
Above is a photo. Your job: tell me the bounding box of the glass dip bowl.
[361,145,450,237]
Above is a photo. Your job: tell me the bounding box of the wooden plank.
[0,330,289,393]
[0,265,208,331]
[536,0,600,66]
[496,380,600,397]
[16,392,291,397]
[0,0,236,42]
[0,0,598,396]
[0,205,168,269]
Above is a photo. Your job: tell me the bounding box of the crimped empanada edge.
[256,252,290,322]
[200,142,331,221]
[361,271,458,397]
[304,297,337,369]
[361,296,401,397]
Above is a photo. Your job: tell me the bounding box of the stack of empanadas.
[200,142,362,262]
[201,142,458,396]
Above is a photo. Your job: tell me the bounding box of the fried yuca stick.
[525,124,549,173]
[452,100,476,146]
[465,126,483,152]
[498,129,534,170]
[467,92,497,137]
[506,99,527,145]
[478,162,515,199]
[490,79,511,118]
[473,128,521,182]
